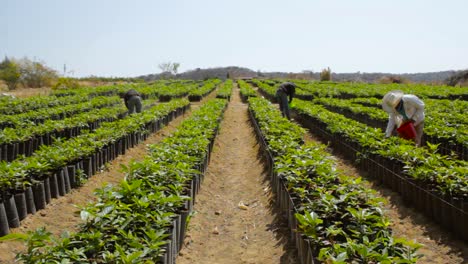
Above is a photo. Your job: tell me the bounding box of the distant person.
[276,82,296,120]
[382,90,425,146]
[123,89,142,114]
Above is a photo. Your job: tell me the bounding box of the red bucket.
[397,121,417,140]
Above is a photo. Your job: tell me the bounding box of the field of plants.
[0,79,466,263]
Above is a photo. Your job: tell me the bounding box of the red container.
[397,121,417,140]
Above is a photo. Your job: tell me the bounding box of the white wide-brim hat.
[382,90,404,113]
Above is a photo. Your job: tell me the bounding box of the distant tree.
[320,67,332,81]
[391,76,403,84]
[52,77,81,90]
[445,70,468,86]
[158,62,167,72]
[0,57,21,90]
[256,70,265,78]
[17,57,58,87]
[158,62,181,76]
[379,75,407,84]
[172,62,180,75]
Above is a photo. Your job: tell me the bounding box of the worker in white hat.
[382,90,425,146]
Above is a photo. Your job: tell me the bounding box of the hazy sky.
[2,0,467,77]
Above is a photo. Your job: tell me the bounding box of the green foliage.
[0,99,189,193]
[188,79,221,98]
[216,79,233,99]
[0,57,21,90]
[52,77,81,90]
[237,80,257,100]
[0,95,121,129]
[16,98,227,262]
[292,98,468,198]
[313,96,468,152]
[15,57,58,88]
[249,97,421,263]
[320,67,332,81]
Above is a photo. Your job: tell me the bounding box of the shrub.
[0,57,21,90]
[52,77,81,90]
[320,67,332,81]
[17,57,58,88]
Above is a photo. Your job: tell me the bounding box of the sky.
[1,0,467,77]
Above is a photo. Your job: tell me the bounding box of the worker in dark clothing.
[123,89,142,114]
[276,82,296,120]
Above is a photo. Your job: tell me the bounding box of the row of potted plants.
[252,78,468,100]
[250,79,316,102]
[0,94,91,116]
[56,83,165,100]
[296,81,468,100]
[188,79,221,101]
[0,99,191,236]
[54,79,222,103]
[248,97,420,263]
[237,80,257,103]
[312,97,468,160]
[290,99,468,242]
[349,97,468,131]
[50,83,151,98]
[0,98,160,161]
[254,80,467,160]
[4,98,227,263]
[318,97,467,134]
[215,79,233,100]
[154,82,199,102]
[1,82,169,117]
[0,96,121,129]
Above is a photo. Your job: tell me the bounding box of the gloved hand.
[402,118,415,124]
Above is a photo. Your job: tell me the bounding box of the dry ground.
[177,88,297,264]
[1,87,51,98]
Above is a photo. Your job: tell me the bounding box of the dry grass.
[0,80,8,91]
[0,80,52,98]
[0,80,117,99]
[6,87,52,98]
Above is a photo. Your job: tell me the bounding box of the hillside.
[138,67,466,84]
[331,70,459,83]
[139,66,257,81]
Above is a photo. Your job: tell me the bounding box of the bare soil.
[177,88,297,264]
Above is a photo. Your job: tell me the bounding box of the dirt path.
[301,130,468,264]
[0,105,195,263]
[177,87,297,264]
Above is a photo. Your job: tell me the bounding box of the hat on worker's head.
[382,90,404,113]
